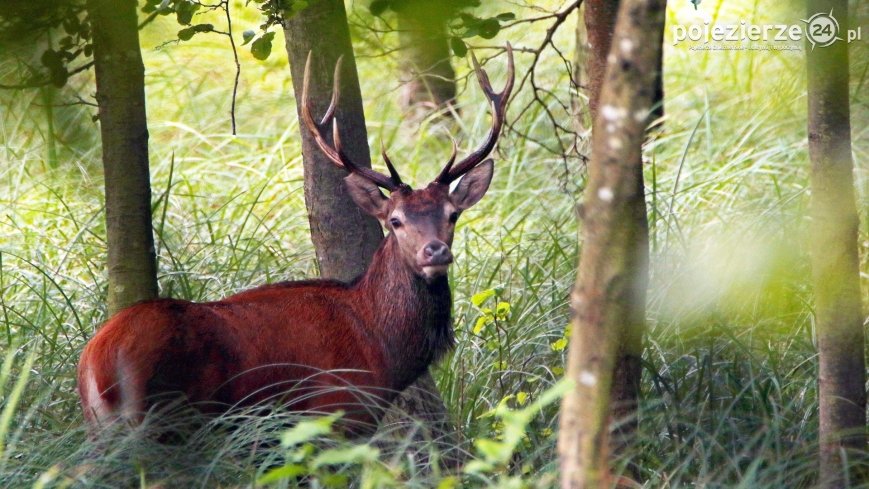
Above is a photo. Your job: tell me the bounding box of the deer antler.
[437,43,514,185]
[301,52,400,192]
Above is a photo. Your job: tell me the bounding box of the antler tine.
[319,55,342,125]
[301,51,343,168]
[380,141,404,187]
[300,51,398,191]
[436,136,458,184]
[469,50,493,96]
[441,43,515,184]
[333,121,398,191]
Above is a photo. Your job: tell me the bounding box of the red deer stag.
[78,45,514,433]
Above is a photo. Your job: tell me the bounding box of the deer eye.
[389,217,402,228]
[448,212,459,223]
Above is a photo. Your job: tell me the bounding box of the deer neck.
[353,234,454,389]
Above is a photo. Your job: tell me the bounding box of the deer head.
[301,45,514,281]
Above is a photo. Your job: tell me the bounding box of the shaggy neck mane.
[352,234,454,390]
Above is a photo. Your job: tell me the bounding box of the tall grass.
[0,0,867,486]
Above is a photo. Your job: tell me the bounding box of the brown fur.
[76,178,492,432]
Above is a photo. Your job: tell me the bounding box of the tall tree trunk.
[282,0,458,467]
[396,3,456,113]
[282,0,383,281]
[573,0,619,130]
[558,0,664,487]
[574,0,663,128]
[573,0,655,459]
[650,25,665,122]
[87,0,158,315]
[806,1,866,487]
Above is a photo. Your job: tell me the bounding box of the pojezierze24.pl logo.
[672,10,863,50]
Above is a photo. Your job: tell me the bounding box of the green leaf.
[495,12,516,21]
[461,25,480,39]
[242,29,256,45]
[436,476,459,489]
[474,438,510,463]
[369,0,390,16]
[516,391,529,406]
[463,459,493,475]
[472,315,491,335]
[250,31,276,60]
[177,27,196,41]
[471,288,496,307]
[550,337,568,351]
[40,49,62,69]
[62,15,80,36]
[311,444,380,469]
[478,18,501,39]
[495,301,511,319]
[450,37,467,57]
[177,24,214,42]
[459,13,478,25]
[175,0,200,25]
[256,464,307,485]
[281,412,340,447]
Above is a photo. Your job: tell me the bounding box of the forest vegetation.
[0,0,867,487]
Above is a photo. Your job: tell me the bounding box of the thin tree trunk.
[87,0,158,315]
[806,1,866,487]
[558,0,665,487]
[574,0,662,129]
[282,0,458,466]
[574,0,619,128]
[574,0,653,460]
[397,4,456,113]
[283,0,383,281]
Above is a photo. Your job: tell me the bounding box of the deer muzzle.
[419,240,453,278]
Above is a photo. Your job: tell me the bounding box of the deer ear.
[345,173,389,219]
[450,159,494,210]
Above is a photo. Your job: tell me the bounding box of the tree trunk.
[282,0,383,281]
[573,0,619,129]
[87,0,158,315]
[806,1,866,487]
[650,25,665,122]
[558,0,665,487]
[573,0,654,460]
[574,0,663,128]
[282,0,458,467]
[397,3,456,113]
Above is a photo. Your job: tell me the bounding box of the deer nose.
[423,241,452,265]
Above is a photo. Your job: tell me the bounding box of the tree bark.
[283,0,383,281]
[396,3,456,113]
[558,0,664,487]
[574,0,654,460]
[574,0,663,128]
[282,0,458,466]
[573,0,619,129]
[806,1,866,487]
[87,0,158,315]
